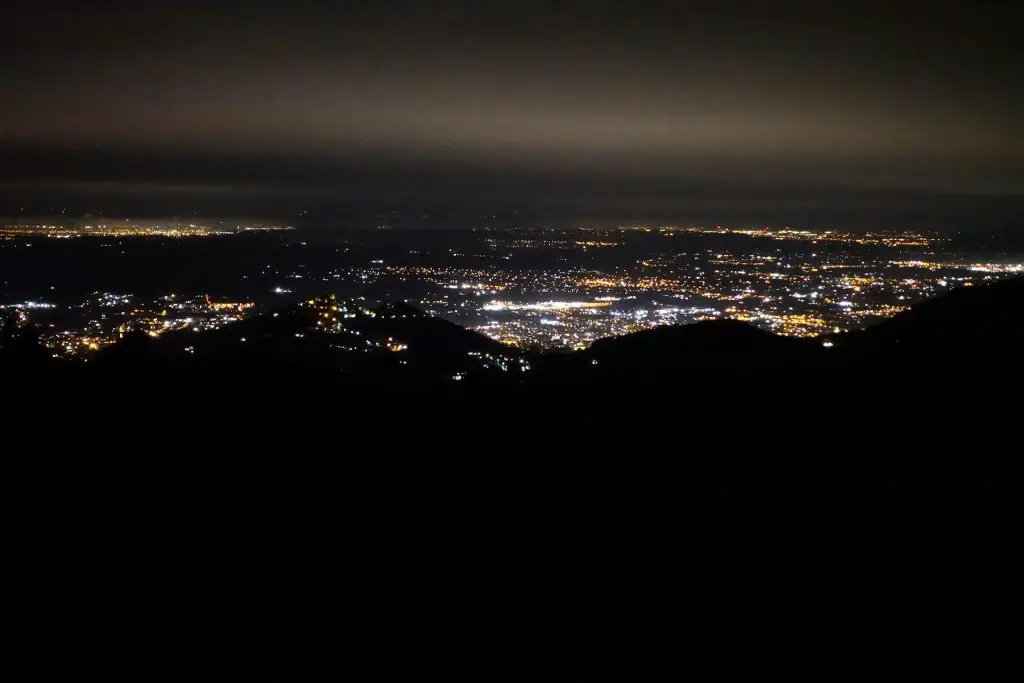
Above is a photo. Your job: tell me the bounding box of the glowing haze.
[1,1,1022,213]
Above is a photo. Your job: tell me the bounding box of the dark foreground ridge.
[2,279,1021,679]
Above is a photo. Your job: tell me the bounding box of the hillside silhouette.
[4,280,1019,680]
[837,277,1024,356]
[87,297,519,382]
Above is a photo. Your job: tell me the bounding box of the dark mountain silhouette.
[4,281,1018,681]
[187,299,508,359]
[839,277,1024,355]
[90,297,518,382]
[587,319,807,357]
[374,301,429,319]
[0,314,49,364]
[559,278,1023,381]
[583,319,822,378]
[367,308,509,358]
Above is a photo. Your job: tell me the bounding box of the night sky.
[2,1,1022,227]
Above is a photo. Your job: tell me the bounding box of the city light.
[5,223,1022,357]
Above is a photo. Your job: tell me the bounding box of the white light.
[482,300,602,312]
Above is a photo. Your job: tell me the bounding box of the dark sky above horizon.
[1,0,1022,224]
